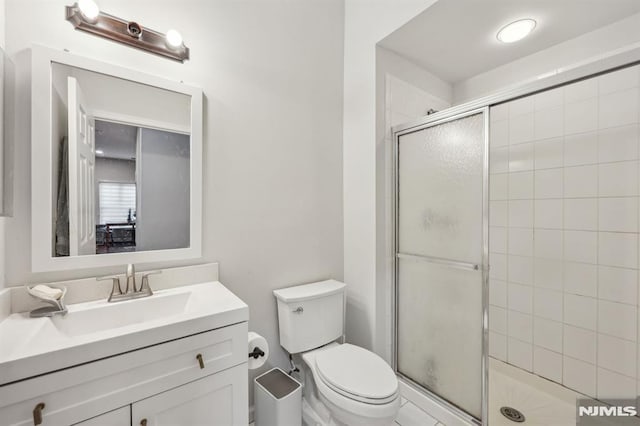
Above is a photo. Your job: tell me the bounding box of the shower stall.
[391,63,640,425]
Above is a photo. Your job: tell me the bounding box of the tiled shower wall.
[488,64,640,399]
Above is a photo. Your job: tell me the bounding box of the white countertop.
[0,281,248,385]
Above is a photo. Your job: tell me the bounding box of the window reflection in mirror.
[51,62,191,257]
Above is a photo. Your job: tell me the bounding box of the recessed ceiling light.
[497,19,536,43]
[96,149,104,155]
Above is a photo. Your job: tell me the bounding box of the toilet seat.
[314,344,398,405]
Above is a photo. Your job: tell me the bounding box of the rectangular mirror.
[32,46,202,271]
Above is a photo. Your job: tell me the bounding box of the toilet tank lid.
[273,280,346,303]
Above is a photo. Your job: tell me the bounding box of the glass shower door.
[395,110,487,421]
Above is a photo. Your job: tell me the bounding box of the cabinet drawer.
[0,322,247,426]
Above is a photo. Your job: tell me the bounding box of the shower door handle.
[396,253,481,271]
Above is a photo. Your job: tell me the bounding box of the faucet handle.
[97,275,123,302]
[140,270,161,296]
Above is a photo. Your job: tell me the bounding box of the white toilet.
[273,280,400,426]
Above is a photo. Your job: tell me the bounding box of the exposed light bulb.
[78,0,100,22]
[497,19,536,43]
[166,29,183,48]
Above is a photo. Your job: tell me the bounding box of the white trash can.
[254,368,302,426]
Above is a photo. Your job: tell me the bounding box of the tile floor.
[395,398,444,426]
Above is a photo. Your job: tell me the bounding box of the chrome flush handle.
[292,306,304,314]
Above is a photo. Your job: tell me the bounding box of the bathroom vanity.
[0,281,249,426]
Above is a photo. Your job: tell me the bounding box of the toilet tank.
[273,280,346,354]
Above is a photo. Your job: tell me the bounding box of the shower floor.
[489,358,579,426]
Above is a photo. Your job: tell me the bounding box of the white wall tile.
[509,143,534,172]
[490,253,507,280]
[510,97,535,118]
[489,331,507,361]
[598,124,639,163]
[563,356,596,397]
[564,294,597,330]
[597,368,637,400]
[508,310,533,342]
[564,131,598,167]
[535,168,563,199]
[599,88,639,129]
[534,317,563,352]
[598,300,637,341]
[508,255,533,285]
[598,333,637,378]
[490,173,508,200]
[534,229,563,260]
[534,346,562,383]
[534,287,563,321]
[598,197,638,232]
[565,98,598,135]
[509,283,533,314]
[534,259,563,291]
[564,165,598,198]
[489,306,508,334]
[509,228,533,256]
[564,79,598,104]
[535,199,563,229]
[491,104,509,122]
[509,338,533,371]
[490,279,508,307]
[490,120,509,148]
[598,66,639,95]
[563,325,596,364]
[509,200,534,228]
[535,87,564,110]
[564,262,597,298]
[490,147,509,174]
[564,231,597,264]
[490,201,508,227]
[599,232,638,269]
[535,138,563,170]
[510,113,535,145]
[490,226,507,253]
[598,266,638,305]
[598,161,638,197]
[564,198,597,231]
[509,172,534,200]
[535,106,564,140]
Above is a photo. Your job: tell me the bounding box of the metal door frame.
[392,107,489,425]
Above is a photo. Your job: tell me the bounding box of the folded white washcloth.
[29,284,63,300]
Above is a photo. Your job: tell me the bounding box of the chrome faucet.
[97,264,161,303]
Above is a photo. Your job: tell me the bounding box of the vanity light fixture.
[496,19,536,43]
[65,2,190,62]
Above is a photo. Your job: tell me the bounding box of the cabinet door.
[132,364,247,426]
[73,406,131,425]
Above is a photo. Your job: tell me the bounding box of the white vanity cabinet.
[0,322,248,426]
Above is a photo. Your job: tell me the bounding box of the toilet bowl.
[301,343,400,426]
[273,280,401,426]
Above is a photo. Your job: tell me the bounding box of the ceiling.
[379,0,640,83]
[95,120,138,161]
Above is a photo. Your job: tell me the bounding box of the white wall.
[3,0,344,403]
[343,0,436,355]
[453,12,640,104]
[0,0,4,289]
[488,65,640,400]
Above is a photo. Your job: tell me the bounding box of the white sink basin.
[51,291,190,337]
[0,281,248,385]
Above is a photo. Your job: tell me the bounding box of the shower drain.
[500,406,526,423]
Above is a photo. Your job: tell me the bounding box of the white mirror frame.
[31,45,203,272]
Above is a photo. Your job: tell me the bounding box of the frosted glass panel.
[398,113,484,264]
[397,257,483,418]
